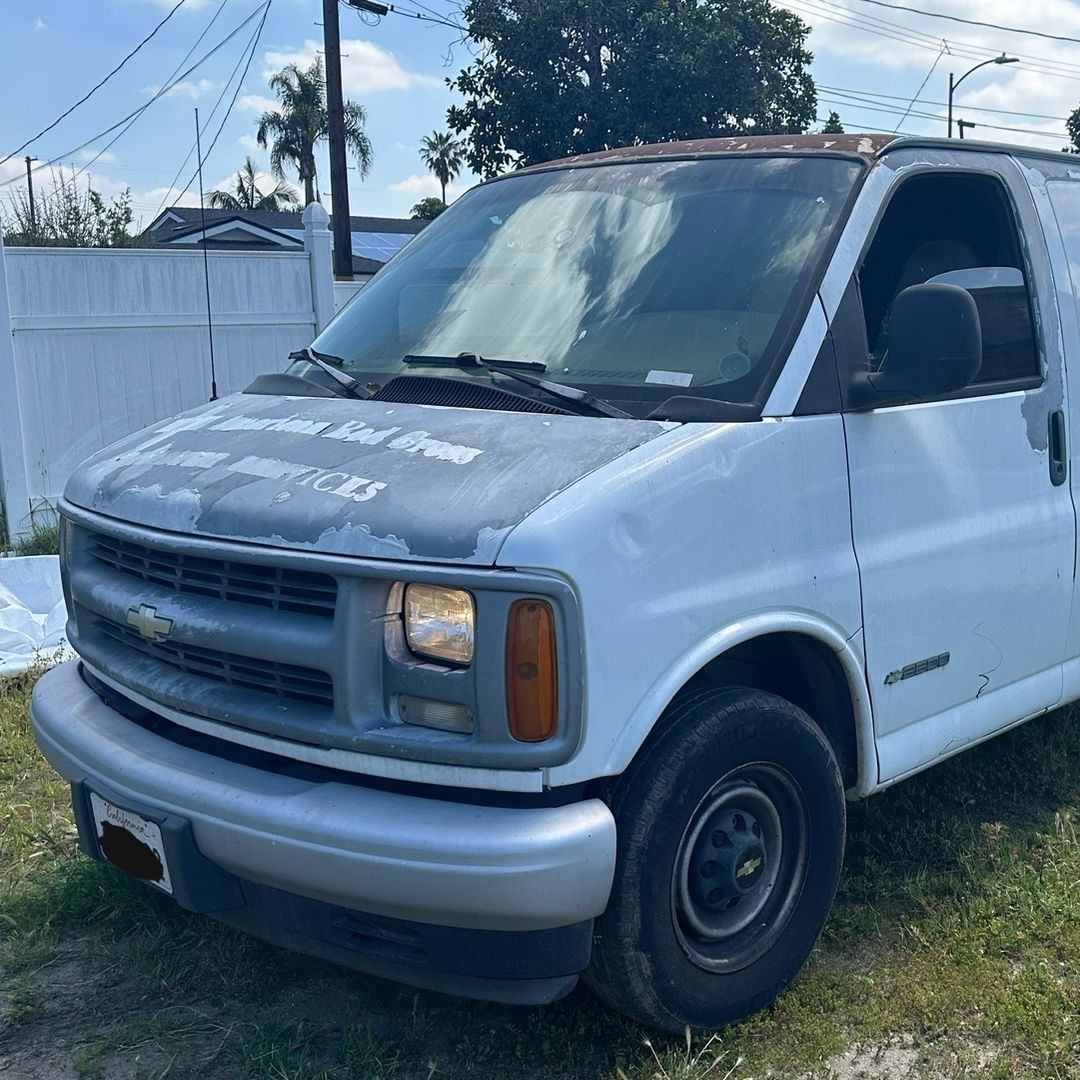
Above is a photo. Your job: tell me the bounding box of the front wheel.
[586,688,846,1033]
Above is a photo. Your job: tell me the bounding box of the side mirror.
[849,283,982,409]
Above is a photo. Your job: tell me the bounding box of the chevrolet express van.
[30,133,1080,1032]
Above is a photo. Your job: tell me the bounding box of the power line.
[847,0,1080,47]
[0,3,271,192]
[817,92,1066,140]
[894,41,948,132]
[818,84,1068,122]
[0,0,189,169]
[71,0,231,186]
[156,1,272,219]
[784,0,1080,81]
[784,0,949,56]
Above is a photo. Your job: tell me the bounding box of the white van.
[30,133,1080,1032]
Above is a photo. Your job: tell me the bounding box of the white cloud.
[140,78,216,100]
[75,148,118,165]
[238,135,262,153]
[388,173,440,195]
[388,174,466,200]
[33,17,45,31]
[167,78,217,100]
[262,38,441,94]
[237,93,277,114]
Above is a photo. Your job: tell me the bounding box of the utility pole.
[322,0,354,280]
[24,156,37,237]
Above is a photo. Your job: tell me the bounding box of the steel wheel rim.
[671,763,809,972]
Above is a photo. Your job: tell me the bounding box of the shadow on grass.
[3,705,1080,1079]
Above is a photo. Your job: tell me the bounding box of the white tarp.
[0,556,67,676]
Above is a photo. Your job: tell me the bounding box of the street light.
[948,54,1019,138]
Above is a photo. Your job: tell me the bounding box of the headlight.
[404,584,475,664]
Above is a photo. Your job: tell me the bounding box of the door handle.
[1050,408,1068,487]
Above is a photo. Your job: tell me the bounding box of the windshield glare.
[315,156,862,409]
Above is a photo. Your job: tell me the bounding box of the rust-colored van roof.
[520,133,900,171]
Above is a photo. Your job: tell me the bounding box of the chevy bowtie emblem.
[736,856,762,880]
[126,604,174,642]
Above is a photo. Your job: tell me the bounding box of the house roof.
[147,207,428,274]
[148,206,428,237]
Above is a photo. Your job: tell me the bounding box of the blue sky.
[2,0,1080,229]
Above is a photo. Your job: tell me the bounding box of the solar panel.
[276,228,416,265]
[351,232,413,261]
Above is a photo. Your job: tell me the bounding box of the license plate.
[89,792,173,895]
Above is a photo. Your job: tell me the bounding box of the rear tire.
[586,687,846,1033]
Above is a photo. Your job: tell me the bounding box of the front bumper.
[31,661,617,1002]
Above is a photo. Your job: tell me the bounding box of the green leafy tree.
[411,196,448,220]
[208,156,300,211]
[2,168,144,247]
[448,0,816,178]
[821,110,844,134]
[1067,105,1080,152]
[419,132,465,203]
[256,57,373,206]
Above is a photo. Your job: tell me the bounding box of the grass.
[0,514,61,557]
[4,664,1080,1077]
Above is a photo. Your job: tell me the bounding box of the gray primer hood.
[64,394,669,564]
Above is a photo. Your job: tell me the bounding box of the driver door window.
[855,171,1040,396]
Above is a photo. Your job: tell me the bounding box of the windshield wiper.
[402,353,631,419]
[288,346,372,399]
[403,353,546,372]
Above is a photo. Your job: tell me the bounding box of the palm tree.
[419,131,464,204]
[207,157,300,211]
[255,57,373,207]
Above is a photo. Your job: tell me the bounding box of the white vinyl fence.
[0,203,349,541]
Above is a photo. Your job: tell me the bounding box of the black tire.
[585,687,846,1033]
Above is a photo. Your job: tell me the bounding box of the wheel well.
[683,633,860,789]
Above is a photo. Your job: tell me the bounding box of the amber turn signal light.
[505,599,557,742]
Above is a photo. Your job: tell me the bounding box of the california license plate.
[88,792,173,895]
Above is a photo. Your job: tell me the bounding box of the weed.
[70,1006,223,1079]
[229,1020,332,1080]
[339,1022,401,1076]
[12,520,61,557]
[0,513,61,557]
[2,973,44,1025]
[617,1030,744,1080]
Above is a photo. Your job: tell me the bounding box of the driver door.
[838,165,1074,783]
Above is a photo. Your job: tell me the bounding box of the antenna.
[195,107,218,401]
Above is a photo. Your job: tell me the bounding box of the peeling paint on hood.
[64,394,670,564]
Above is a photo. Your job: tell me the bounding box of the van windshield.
[314,155,863,413]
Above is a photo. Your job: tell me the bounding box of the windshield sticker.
[646,370,693,387]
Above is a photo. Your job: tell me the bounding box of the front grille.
[86,532,337,618]
[94,618,334,708]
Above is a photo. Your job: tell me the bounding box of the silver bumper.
[31,662,616,932]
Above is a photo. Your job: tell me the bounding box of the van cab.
[30,133,1080,1032]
